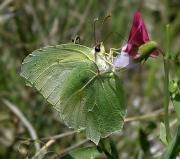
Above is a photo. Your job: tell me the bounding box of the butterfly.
[20,37,126,144]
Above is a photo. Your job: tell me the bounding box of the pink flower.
[114,12,158,69]
[125,11,158,59]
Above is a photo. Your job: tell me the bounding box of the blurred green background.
[0,0,180,158]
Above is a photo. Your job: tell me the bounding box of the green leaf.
[20,44,126,144]
[172,94,180,122]
[169,79,180,122]
[160,123,168,145]
[161,125,180,159]
[61,147,101,159]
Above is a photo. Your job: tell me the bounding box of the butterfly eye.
[95,44,100,52]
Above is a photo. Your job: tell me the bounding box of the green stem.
[164,58,171,142]
[163,24,171,143]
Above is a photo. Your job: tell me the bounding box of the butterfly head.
[94,42,105,55]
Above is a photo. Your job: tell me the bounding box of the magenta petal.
[124,11,159,59]
[128,12,149,44]
[150,50,159,57]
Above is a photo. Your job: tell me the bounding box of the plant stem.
[164,58,171,142]
[124,107,174,123]
[2,98,40,152]
[163,24,171,142]
[60,139,89,156]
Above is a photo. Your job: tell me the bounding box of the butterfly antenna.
[103,31,128,44]
[99,15,127,45]
[94,18,99,45]
[100,14,111,33]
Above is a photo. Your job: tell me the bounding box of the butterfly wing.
[20,43,126,144]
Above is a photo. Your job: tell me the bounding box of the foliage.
[161,125,180,159]
[62,147,101,159]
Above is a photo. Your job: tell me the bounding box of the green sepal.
[136,41,158,62]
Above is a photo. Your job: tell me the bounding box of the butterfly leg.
[109,48,120,63]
